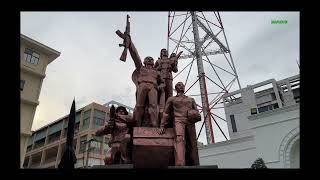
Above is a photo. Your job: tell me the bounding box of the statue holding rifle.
[116,15,164,127]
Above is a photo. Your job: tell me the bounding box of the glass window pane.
[258,106,269,113]
[94,110,105,119]
[82,118,90,130]
[230,115,237,132]
[31,57,39,64]
[31,57,35,64]
[34,57,39,65]
[83,110,91,119]
[23,53,28,61]
[25,48,32,54]
[91,141,101,154]
[25,54,31,62]
[33,52,40,58]
[76,113,81,123]
[79,135,87,153]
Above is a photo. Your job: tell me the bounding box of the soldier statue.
[126,35,164,127]
[154,49,183,119]
[159,82,201,166]
[95,106,135,164]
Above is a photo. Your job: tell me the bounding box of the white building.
[198,74,300,168]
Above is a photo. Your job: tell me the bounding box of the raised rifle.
[116,15,130,62]
[109,105,116,131]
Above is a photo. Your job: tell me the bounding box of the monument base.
[90,164,134,169]
[90,164,218,169]
[132,127,175,168]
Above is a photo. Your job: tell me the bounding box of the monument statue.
[126,35,164,127]
[95,105,135,164]
[159,82,201,166]
[112,15,203,168]
[154,49,183,120]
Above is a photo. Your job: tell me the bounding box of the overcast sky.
[21,12,299,144]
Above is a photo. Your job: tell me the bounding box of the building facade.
[23,101,133,169]
[198,74,300,168]
[20,34,60,167]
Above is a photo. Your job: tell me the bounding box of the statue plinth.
[132,127,175,168]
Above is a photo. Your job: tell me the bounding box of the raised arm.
[95,122,112,136]
[170,51,182,73]
[117,114,135,123]
[128,36,143,70]
[172,61,178,73]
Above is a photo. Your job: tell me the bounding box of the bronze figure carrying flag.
[58,98,77,169]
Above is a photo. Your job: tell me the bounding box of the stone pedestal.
[90,164,219,169]
[132,127,175,168]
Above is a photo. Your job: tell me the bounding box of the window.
[33,138,45,149]
[251,108,257,115]
[258,103,278,113]
[24,48,40,65]
[91,141,101,154]
[47,131,61,144]
[79,135,87,153]
[82,110,91,130]
[20,80,25,91]
[258,106,270,113]
[93,110,105,128]
[62,122,80,137]
[230,115,237,132]
[91,138,102,154]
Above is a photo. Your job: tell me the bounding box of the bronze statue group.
[95,16,201,167]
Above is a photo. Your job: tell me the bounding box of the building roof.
[31,100,131,135]
[103,100,134,111]
[21,34,61,64]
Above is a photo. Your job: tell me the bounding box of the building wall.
[23,102,133,168]
[21,71,42,104]
[21,103,37,135]
[199,75,299,168]
[199,105,299,168]
[224,88,256,140]
[249,104,299,168]
[290,139,299,168]
[20,41,50,76]
[20,34,60,168]
[199,136,257,168]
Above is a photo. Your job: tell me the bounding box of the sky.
[20,11,299,145]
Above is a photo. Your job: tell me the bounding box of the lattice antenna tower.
[167,11,241,144]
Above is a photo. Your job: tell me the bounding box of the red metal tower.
[167,11,241,144]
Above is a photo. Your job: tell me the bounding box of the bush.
[251,158,267,169]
